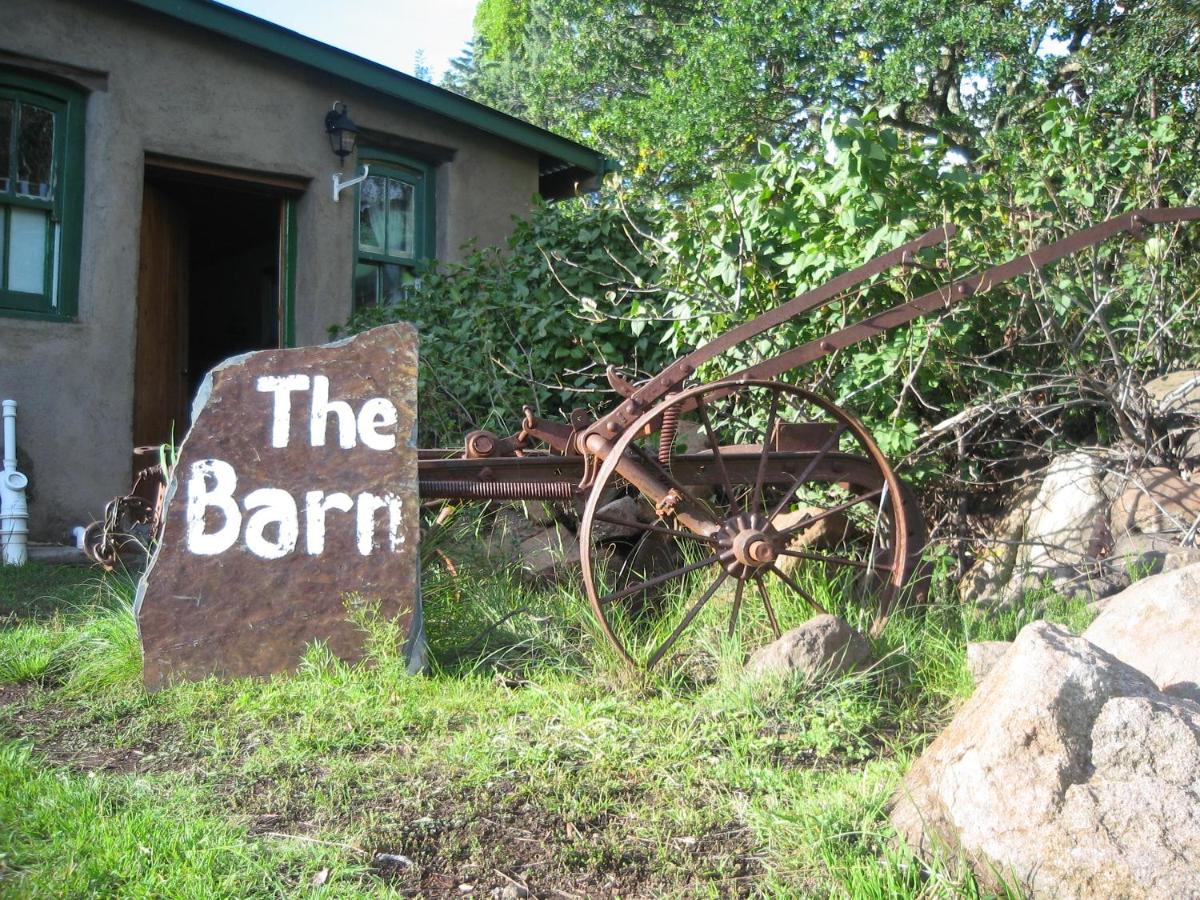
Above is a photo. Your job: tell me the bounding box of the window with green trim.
[354,152,434,311]
[0,73,85,320]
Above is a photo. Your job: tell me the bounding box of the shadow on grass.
[0,562,127,622]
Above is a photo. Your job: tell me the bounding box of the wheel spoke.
[750,391,782,519]
[591,511,719,545]
[598,550,728,607]
[768,564,831,617]
[773,487,884,540]
[766,423,848,522]
[694,395,740,516]
[777,548,893,572]
[727,578,746,639]
[647,570,731,669]
[753,575,782,638]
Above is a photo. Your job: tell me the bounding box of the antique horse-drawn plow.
[417,207,1200,667]
[90,207,1199,668]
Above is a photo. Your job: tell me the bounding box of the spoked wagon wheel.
[578,379,923,670]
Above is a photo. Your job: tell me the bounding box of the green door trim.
[281,196,297,348]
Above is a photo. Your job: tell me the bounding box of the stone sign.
[135,324,421,689]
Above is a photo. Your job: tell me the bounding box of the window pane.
[0,99,11,193]
[358,175,385,252]
[385,178,415,258]
[17,103,53,200]
[354,262,379,310]
[379,263,411,306]
[8,207,47,293]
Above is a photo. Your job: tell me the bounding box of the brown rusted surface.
[136,324,419,689]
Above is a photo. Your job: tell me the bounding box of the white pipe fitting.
[1,399,29,566]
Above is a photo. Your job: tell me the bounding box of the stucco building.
[0,0,606,541]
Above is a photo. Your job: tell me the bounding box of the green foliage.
[333,198,669,444]
[624,104,1200,477]
[336,100,1198,475]
[472,0,531,60]
[444,0,1200,192]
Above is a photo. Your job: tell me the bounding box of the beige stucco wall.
[0,0,541,540]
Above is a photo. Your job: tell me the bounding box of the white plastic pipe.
[1,399,29,565]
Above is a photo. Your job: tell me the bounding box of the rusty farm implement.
[416,207,1200,668]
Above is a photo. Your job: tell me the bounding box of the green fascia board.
[122,0,609,176]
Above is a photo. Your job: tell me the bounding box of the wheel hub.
[721,516,780,570]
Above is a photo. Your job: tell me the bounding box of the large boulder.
[1109,467,1200,538]
[890,621,1200,898]
[959,482,1040,606]
[963,454,1109,607]
[479,508,580,584]
[965,640,1011,683]
[1104,532,1200,582]
[745,615,872,680]
[1083,562,1200,703]
[1144,369,1200,418]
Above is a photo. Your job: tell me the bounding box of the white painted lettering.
[385,493,405,551]
[357,397,399,451]
[310,375,357,449]
[355,492,388,556]
[242,488,299,559]
[256,374,310,448]
[303,490,353,555]
[185,459,242,555]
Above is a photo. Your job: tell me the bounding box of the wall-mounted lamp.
[325,101,369,202]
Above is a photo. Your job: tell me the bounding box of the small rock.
[516,522,581,583]
[591,495,654,542]
[372,852,414,871]
[965,640,1011,683]
[1057,565,1131,604]
[458,884,474,894]
[745,614,872,680]
[499,885,530,899]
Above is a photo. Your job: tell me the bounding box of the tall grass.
[0,571,141,692]
[0,509,1096,898]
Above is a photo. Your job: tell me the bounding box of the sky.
[216,1,479,82]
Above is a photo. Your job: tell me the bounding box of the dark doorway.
[133,168,294,451]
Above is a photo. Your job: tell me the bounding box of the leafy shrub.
[333,197,668,446]
[336,104,1200,513]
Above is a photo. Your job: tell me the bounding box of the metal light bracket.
[332,164,369,202]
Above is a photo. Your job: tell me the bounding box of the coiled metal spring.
[419,480,577,501]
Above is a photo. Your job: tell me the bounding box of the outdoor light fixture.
[326,101,369,202]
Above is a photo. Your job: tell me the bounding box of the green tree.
[444,0,1200,192]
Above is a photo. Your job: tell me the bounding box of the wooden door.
[132,180,190,450]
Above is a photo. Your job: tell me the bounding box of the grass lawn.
[0,538,1092,898]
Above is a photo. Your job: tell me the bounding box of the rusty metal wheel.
[578,380,924,670]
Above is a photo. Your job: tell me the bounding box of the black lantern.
[324,102,360,164]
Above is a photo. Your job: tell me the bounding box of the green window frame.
[0,72,85,321]
[353,149,435,312]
